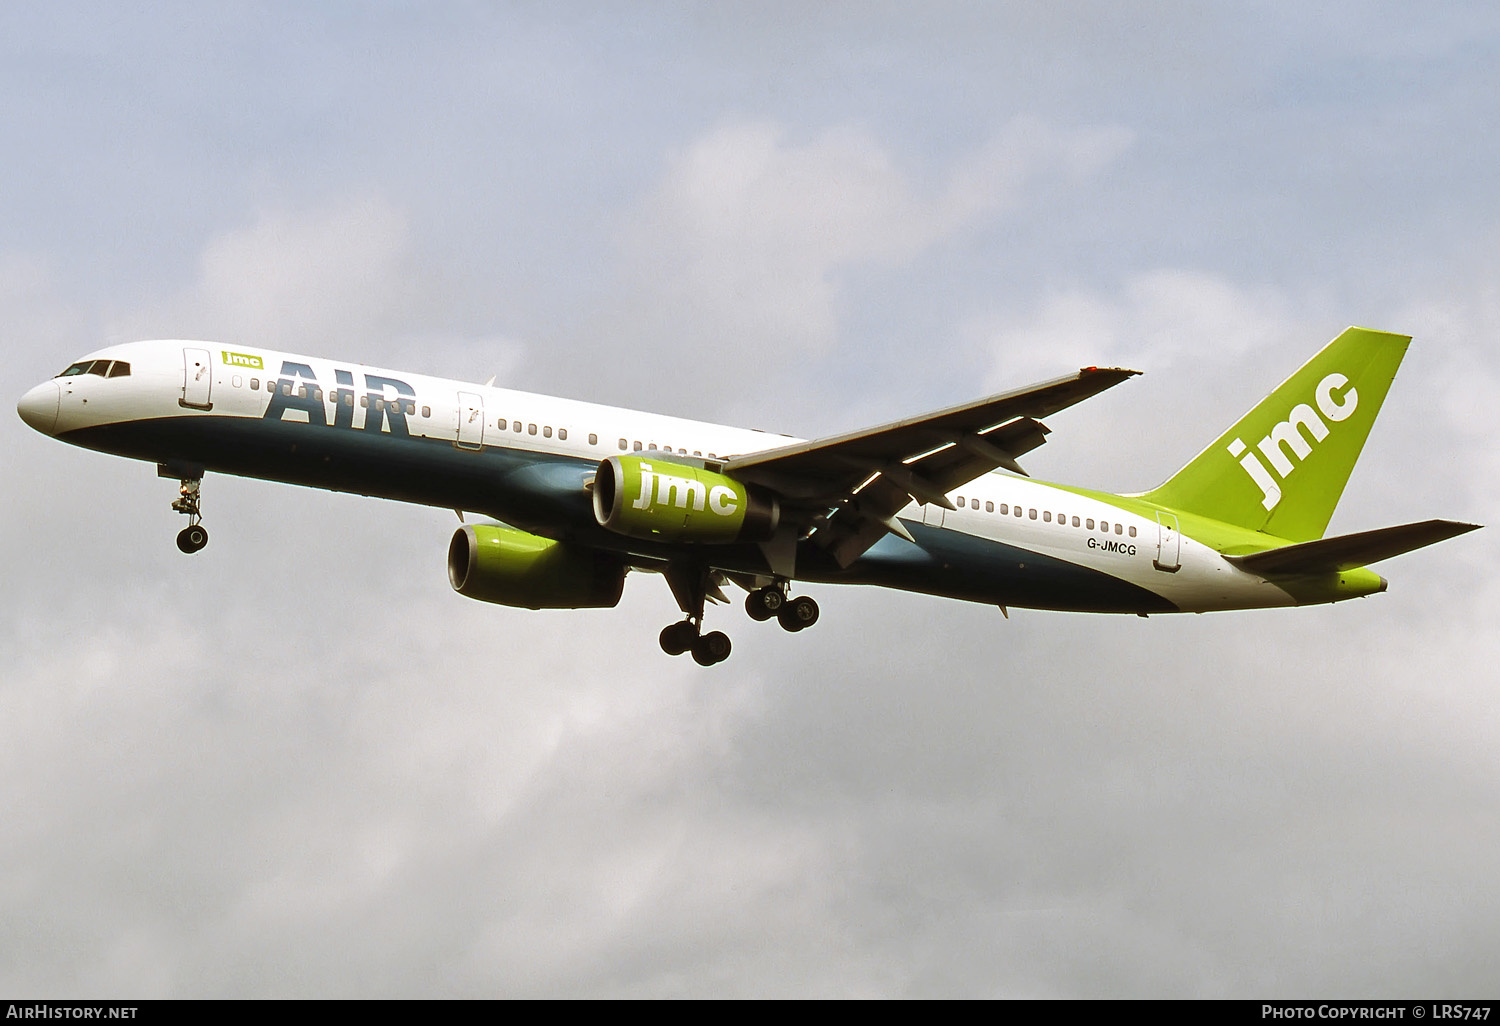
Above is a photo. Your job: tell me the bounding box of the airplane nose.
[17,380,59,435]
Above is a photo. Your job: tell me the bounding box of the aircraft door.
[181,347,213,410]
[456,392,485,450]
[1154,511,1181,573]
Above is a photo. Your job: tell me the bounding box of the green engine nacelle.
[448,524,625,609]
[592,455,780,543]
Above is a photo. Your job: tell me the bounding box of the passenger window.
[249,377,259,390]
[1128,526,1137,538]
[1115,523,1123,535]
[360,395,368,407]
[282,383,293,396]
[267,380,275,393]
[232,375,243,388]
[344,394,354,406]
[1043,511,1051,522]
[693,450,702,457]
[1072,516,1080,528]
[1029,509,1037,520]
[985,501,994,513]
[619,438,628,450]
[589,433,598,445]
[1100,521,1108,532]
[956,496,964,507]
[542,426,552,438]
[526,423,535,435]
[108,362,131,378]
[633,441,642,451]
[558,428,567,441]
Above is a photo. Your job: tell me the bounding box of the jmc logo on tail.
[1228,372,1358,510]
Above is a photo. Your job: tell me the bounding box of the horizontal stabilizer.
[1227,519,1481,576]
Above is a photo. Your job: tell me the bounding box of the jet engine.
[448,524,625,609]
[592,455,779,543]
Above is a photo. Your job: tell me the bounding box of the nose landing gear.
[169,475,209,553]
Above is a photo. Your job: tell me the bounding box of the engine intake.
[448,524,625,609]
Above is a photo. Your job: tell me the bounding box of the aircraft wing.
[724,366,1139,567]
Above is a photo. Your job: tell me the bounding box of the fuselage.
[17,339,1388,615]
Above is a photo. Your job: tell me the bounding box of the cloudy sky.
[3,2,1498,998]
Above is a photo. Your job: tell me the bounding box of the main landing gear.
[657,569,821,666]
[744,585,819,632]
[170,476,209,553]
[659,620,733,667]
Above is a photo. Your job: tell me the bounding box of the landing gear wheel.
[659,620,697,656]
[777,595,820,632]
[176,524,209,553]
[745,586,786,622]
[691,630,732,666]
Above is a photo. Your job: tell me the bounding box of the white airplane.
[16,327,1478,665]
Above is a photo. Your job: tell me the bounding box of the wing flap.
[1227,519,1481,575]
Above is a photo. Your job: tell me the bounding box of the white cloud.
[973,268,1302,386]
[604,118,1131,410]
[963,269,1318,489]
[109,192,414,352]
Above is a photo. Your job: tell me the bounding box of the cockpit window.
[56,359,132,378]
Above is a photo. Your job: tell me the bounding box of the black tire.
[659,621,696,656]
[691,630,731,666]
[777,595,819,632]
[177,525,208,553]
[744,589,774,621]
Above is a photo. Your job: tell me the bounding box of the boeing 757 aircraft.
[16,327,1478,665]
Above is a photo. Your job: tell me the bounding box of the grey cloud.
[4,2,1499,1000]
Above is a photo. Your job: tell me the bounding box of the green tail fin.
[1141,327,1410,542]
